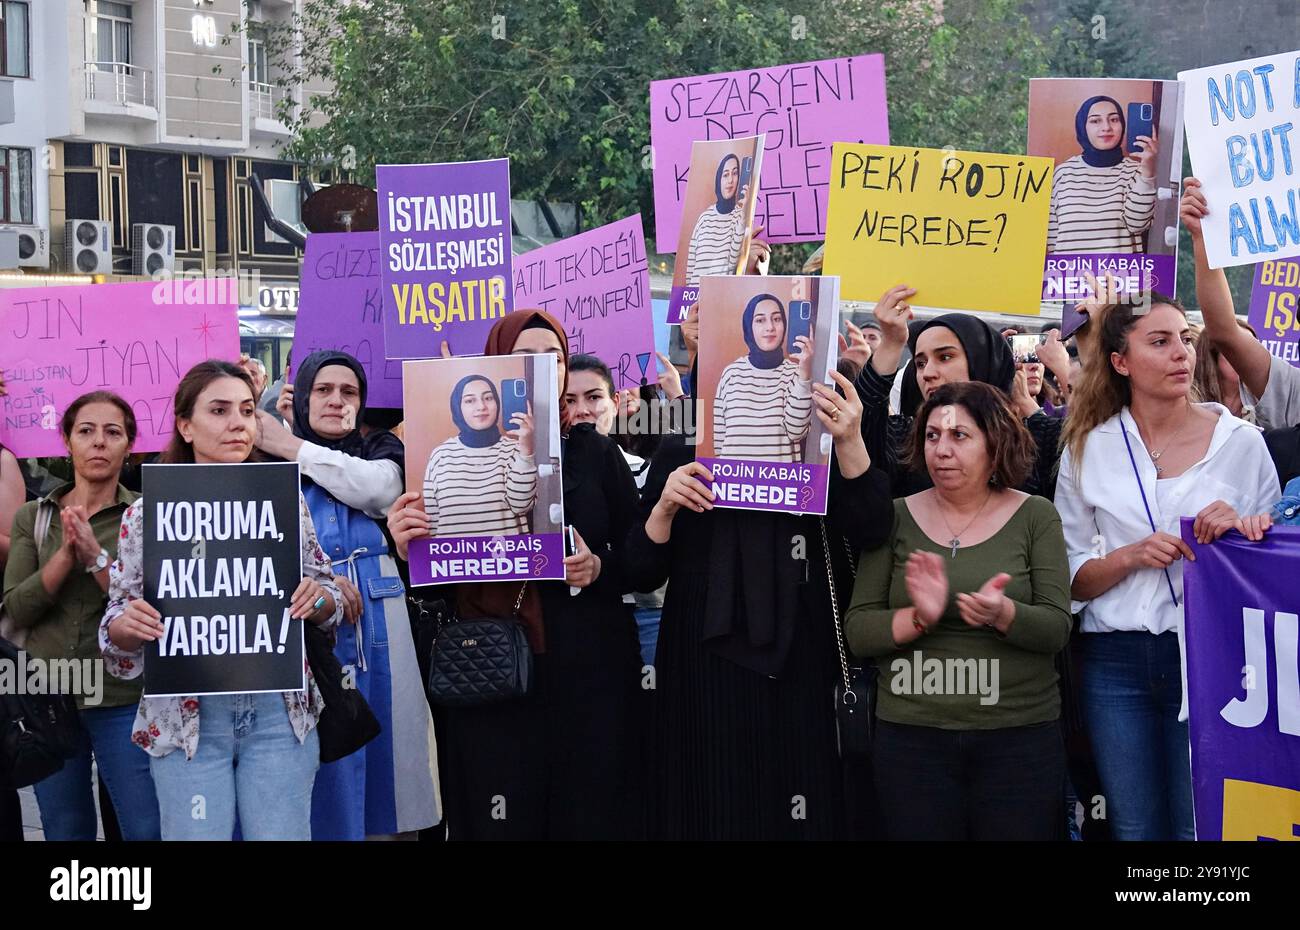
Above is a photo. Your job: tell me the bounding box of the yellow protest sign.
[823,143,1054,316]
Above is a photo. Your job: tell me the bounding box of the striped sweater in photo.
[422,437,537,537]
[713,359,812,463]
[1046,156,1156,254]
[685,205,745,286]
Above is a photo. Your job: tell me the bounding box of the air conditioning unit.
[132,223,176,276]
[0,225,49,268]
[64,219,113,274]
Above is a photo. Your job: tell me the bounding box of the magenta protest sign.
[649,56,889,250]
[511,214,657,388]
[0,281,238,457]
[377,158,513,359]
[290,232,404,407]
[1247,258,1300,368]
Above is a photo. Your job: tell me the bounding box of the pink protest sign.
[0,281,239,457]
[511,214,657,388]
[290,232,404,407]
[649,55,889,250]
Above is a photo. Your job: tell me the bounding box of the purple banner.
[511,214,657,388]
[407,532,565,586]
[1181,518,1300,841]
[699,458,829,515]
[1247,259,1300,368]
[649,56,889,249]
[377,159,513,359]
[290,232,403,408]
[1041,253,1175,302]
[666,284,698,325]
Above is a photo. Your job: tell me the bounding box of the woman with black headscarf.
[714,293,815,462]
[853,285,1064,500]
[423,373,537,537]
[684,152,750,288]
[387,309,646,840]
[254,349,439,840]
[627,343,893,838]
[1047,95,1160,256]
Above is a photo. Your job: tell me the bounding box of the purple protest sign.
[511,214,657,388]
[377,158,513,359]
[407,534,565,587]
[694,274,839,515]
[650,56,889,250]
[0,281,238,457]
[1181,518,1300,841]
[1247,259,1300,368]
[290,232,403,407]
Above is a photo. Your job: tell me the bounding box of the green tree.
[261,0,1056,271]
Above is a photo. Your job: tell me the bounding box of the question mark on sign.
[992,213,1008,254]
[799,486,814,509]
[532,554,548,576]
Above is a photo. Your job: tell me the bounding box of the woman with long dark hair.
[100,360,341,840]
[1055,296,1277,840]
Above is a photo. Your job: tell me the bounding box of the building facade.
[0,0,327,319]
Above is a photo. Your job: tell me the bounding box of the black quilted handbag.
[426,584,533,707]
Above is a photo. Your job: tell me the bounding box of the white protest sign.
[1180,51,1300,268]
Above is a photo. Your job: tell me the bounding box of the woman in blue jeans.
[2,392,160,840]
[1057,296,1277,840]
[100,361,341,840]
[255,350,440,839]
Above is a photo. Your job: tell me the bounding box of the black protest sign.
[142,462,305,697]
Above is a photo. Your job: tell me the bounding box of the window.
[248,37,267,85]
[0,147,32,223]
[94,1,132,67]
[0,1,29,78]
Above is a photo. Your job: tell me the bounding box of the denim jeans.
[872,719,1065,840]
[33,703,161,841]
[149,692,319,840]
[633,606,661,668]
[1078,630,1194,841]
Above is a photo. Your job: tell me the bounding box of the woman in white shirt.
[1055,296,1278,841]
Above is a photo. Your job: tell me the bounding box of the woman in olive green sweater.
[2,391,160,840]
[846,381,1072,840]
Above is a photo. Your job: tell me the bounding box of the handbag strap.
[34,500,54,551]
[1120,422,1180,609]
[819,518,855,698]
[512,582,527,615]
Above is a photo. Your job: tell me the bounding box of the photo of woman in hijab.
[422,374,537,536]
[1046,95,1160,255]
[713,293,814,463]
[684,152,751,288]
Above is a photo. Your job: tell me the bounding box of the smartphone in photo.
[1126,101,1154,154]
[501,377,529,430]
[787,300,813,356]
[1009,333,1044,364]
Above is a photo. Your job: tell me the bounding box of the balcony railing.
[250,81,287,121]
[85,62,153,107]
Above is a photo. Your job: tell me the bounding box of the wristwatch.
[85,548,110,574]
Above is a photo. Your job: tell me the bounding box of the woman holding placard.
[388,310,646,840]
[421,374,538,537]
[253,349,440,841]
[100,360,342,841]
[4,392,160,841]
[1055,296,1277,841]
[713,293,815,463]
[1046,96,1159,256]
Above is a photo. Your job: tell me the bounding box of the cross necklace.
[935,489,994,558]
